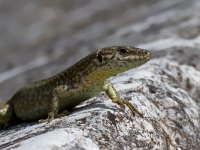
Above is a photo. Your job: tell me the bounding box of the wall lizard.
[0,46,151,128]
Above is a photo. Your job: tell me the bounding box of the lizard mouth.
[132,50,151,60]
[119,53,151,61]
[114,49,151,62]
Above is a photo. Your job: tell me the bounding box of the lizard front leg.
[103,82,143,117]
[39,85,69,123]
[39,92,59,122]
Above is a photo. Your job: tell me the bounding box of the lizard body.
[0,46,151,128]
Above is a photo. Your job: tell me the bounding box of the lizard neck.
[53,52,99,88]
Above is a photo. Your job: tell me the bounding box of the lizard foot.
[39,112,54,123]
[57,110,69,118]
[113,98,143,117]
[103,82,143,117]
[39,110,69,123]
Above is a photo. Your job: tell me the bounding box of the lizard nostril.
[144,50,151,58]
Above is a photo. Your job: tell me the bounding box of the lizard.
[0,46,151,128]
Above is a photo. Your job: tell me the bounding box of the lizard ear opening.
[97,54,103,62]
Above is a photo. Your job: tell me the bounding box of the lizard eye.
[119,48,128,54]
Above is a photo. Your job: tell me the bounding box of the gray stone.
[0,0,200,149]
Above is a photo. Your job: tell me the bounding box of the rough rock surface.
[0,0,200,150]
[0,58,200,150]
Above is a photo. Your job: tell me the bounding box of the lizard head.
[96,46,151,69]
[0,103,13,128]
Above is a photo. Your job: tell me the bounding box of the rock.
[0,0,200,149]
[0,57,200,149]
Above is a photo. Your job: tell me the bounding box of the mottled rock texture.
[0,0,200,150]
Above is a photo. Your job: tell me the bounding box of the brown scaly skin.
[0,46,151,128]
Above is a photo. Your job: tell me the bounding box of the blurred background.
[0,0,199,100]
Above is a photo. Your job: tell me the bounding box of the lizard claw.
[39,112,54,123]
